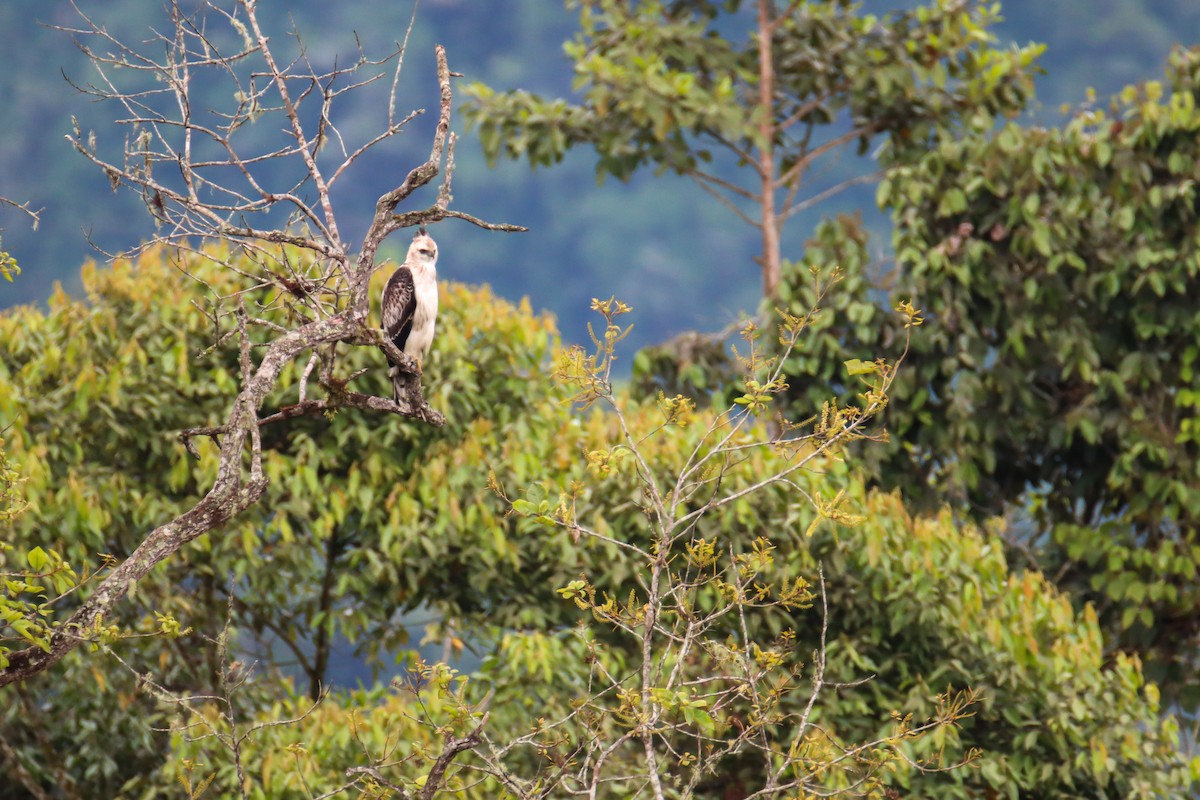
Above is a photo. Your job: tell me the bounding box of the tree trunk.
[757,0,781,301]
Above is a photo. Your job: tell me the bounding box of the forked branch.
[0,0,518,688]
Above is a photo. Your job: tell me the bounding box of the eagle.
[381,227,439,403]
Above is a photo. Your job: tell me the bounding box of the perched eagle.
[381,227,439,403]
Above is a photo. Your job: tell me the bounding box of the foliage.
[492,292,1194,796]
[0,242,18,283]
[466,0,1200,708]
[0,434,27,525]
[468,0,1038,174]
[161,667,474,799]
[0,534,78,669]
[167,559,1200,799]
[155,543,1200,799]
[802,490,1198,798]
[2,250,1193,795]
[0,0,536,701]
[0,448,36,662]
[464,0,1041,296]
[486,292,938,797]
[776,44,1200,702]
[5,3,1198,790]
[0,652,169,800]
[162,287,963,799]
[0,247,561,797]
[151,297,1195,798]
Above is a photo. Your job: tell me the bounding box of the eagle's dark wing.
[381,265,417,364]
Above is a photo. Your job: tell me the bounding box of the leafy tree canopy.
[462,0,1200,707]
[165,486,1199,798]
[4,1,1200,794]
[0,246,563,796]
[466,0,1039,177]
[778,44,1200,702]
[2,250,1195,797]
[464,0,1041,296]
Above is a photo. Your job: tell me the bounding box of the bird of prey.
[381,227,439,403]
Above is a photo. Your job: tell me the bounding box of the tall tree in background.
[465,0,1041,300]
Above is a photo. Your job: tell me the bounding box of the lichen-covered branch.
[0,0,516,688]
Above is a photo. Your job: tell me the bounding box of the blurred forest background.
[2,0,1199,349]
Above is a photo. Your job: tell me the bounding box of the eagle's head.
[407,228,438,271]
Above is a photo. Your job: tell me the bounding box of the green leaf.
[25,546,49,572]
[843,359,874,376]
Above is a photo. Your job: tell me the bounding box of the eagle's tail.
[389,363,403,406]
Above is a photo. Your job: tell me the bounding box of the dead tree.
[0,0,522,688]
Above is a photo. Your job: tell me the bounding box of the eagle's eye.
[419,248,435,257]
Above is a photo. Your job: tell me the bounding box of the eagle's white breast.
[406,258,438,360]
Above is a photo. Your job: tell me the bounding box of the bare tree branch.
[0,0,519,688]
[0,197,42,231]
